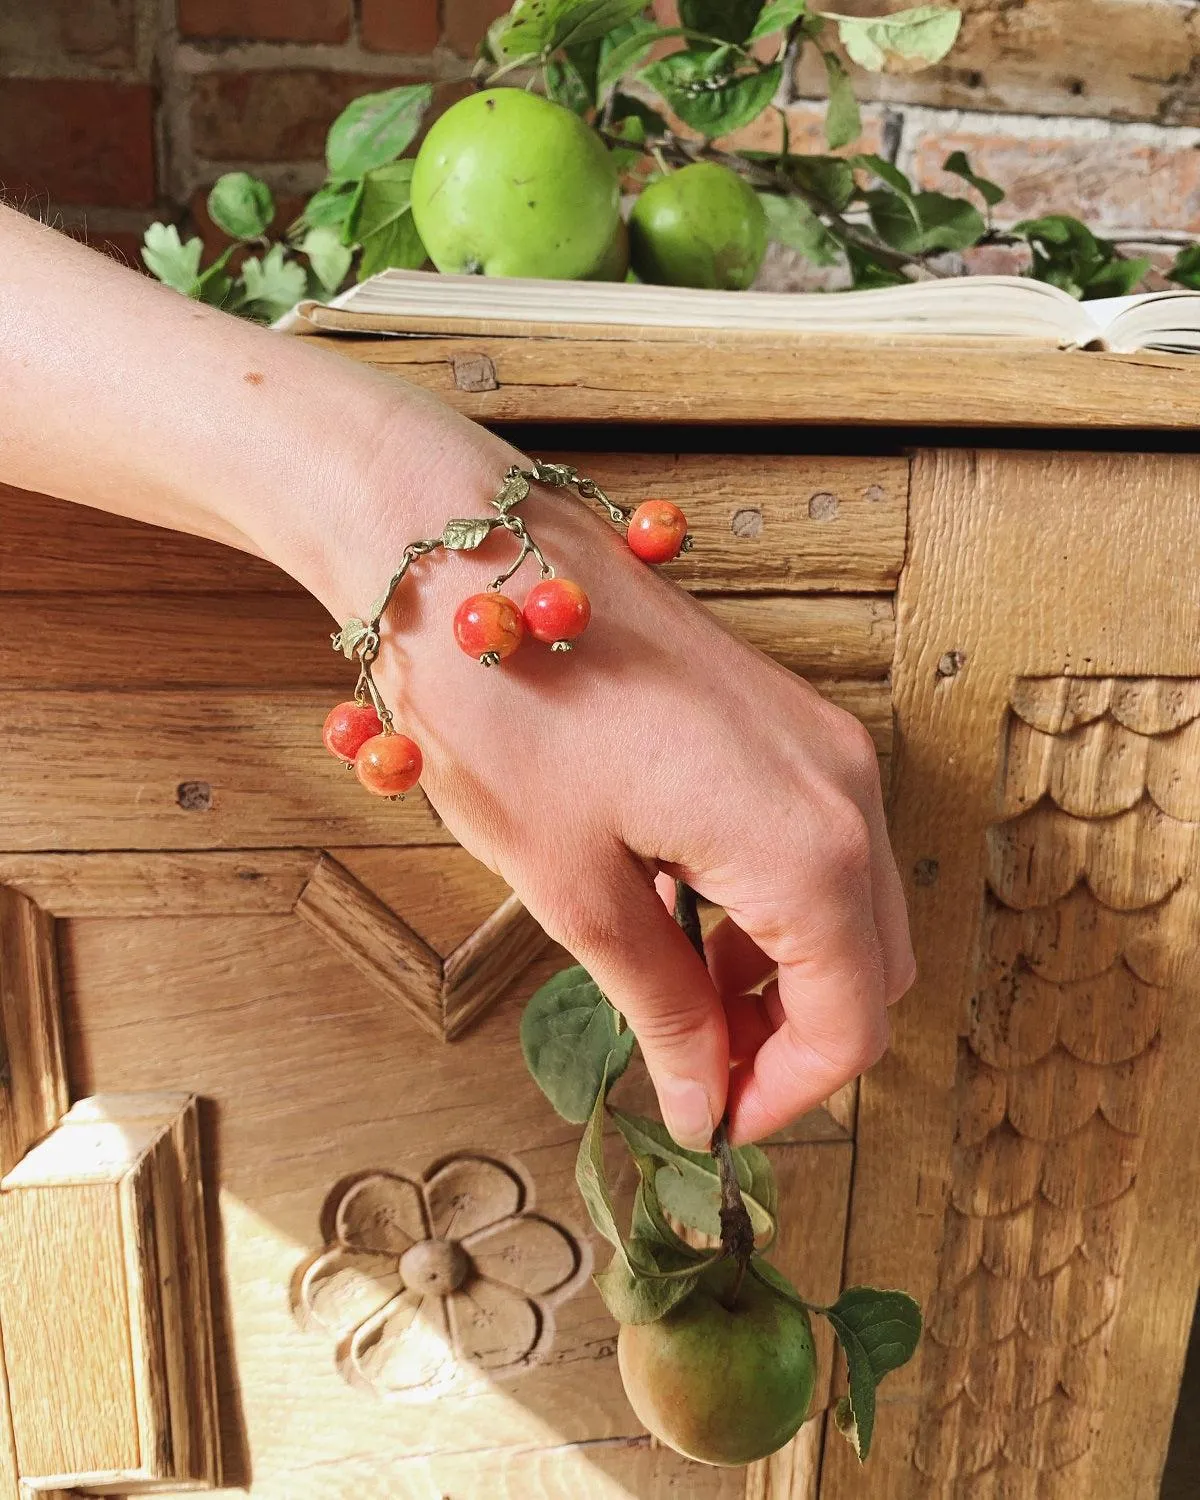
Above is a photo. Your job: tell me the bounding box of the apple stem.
[673,881,756,1310]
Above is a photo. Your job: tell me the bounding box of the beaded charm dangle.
[324,459,692,798]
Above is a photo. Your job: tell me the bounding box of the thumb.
[536,847,729,1151]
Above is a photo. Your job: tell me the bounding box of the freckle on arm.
[244,371,264,386]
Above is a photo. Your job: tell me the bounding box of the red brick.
[719,101,886,158]
[66,224,152,270]
[362,0,441,53]
[190,69,429,161]
[0,79,155,208]
[0,0,140,72]
[444,0,510,58]
[910,128,1200,234]
[178,0,351,44]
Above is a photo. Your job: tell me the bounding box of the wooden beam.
[441,892,548,1041]
[315,327,1200,430]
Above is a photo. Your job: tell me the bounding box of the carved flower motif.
[294,1154,585,1400]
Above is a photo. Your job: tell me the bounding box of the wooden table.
[0,329,1196,1499]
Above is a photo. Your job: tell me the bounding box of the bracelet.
[321,459,692,800]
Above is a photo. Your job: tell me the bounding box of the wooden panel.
[0,679,889,853]
[828,451,1200,1499]
[0,1094,219,1492]
[0,690,451,852]
[442,890,549,1041]
[0,887,67,1176]
[0,590,895,688]
[318,328,1200,430]
[1,456,905,598]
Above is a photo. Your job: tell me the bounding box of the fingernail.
[658,1073,714,1152]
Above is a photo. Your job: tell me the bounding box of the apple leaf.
[942,149,1004,208]
[522,966,635,1124]
[749,0,809,42]
[575,1054,628,1256]
[207,172,275,241]
[495,0,648,60]
[610,1111,777,1241]
[820,1287,922,1461]
[820,50,861,149]
[821,5,961,74]
[326,84,433,180]
[679,0,764,45]
[760,191,840,264]
[641,54,782,139]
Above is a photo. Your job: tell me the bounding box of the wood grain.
[315,327,1200,429]
[0,590,895,687]
[0,887,67,1176]
[0,678,889,853]
[0,455,906,599]
[826,451,1200,1499]
[442,890,548,1041]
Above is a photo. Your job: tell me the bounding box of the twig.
[673,880,755,1309]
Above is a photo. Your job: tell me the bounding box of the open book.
[279,269,1200,354]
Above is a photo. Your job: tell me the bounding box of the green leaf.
[350,160,415,242]
[610,92,667,139]
[679,0,765,45]
[575,1056,626,1252]
[597,19,670,94]
[749,0,808,41]
[521,966,635,1124]
[298,182,362,238]
[239,242,307,320]
[609,1111,777,1240]
[594,1240,703,1323]
[1168,243,1200,290]
[565,37,603,102]
[1080,254,1151,299]
[759,192,839,264]
[494,0,649,59]
[1012,215,1138,301]
[851,152,913,197]
[821,1287,922,1461]
[865,188,984,253]
[326,84,433,179]
[942,149,1004,208]
[207,172,275,241]
[301,226,352,294]
[546,54,593,113]
[845,241,909,288]
[356,211,427,279]
[641,53,782,138]
[784,153,855,210]
[821,51,860,149]
[141,222,204,295]
[749,1256,809,1310]
[824,5,961,73]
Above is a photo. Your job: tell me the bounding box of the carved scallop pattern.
[917,677,1196,1490]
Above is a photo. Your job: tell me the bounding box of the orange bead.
[523,578,591,644]
[355,733,423,797]
[627,500,688,564]
[323,701,383,762]
[453,592,524,663]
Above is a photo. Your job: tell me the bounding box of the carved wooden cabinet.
[1,332,1198,1499]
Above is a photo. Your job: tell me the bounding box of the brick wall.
[3,0,1199,282]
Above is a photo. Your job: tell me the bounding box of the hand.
[327,434,915,1150]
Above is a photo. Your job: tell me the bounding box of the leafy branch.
[519,880,921,1463]
[140,0,1195,316]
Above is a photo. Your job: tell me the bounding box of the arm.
[0,206,914,1147]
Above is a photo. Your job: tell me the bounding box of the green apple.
[629,161,768,290]
[411,90,619,279]
[617,1261,816,1466]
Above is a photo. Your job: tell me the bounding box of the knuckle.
[841,1012,891,1075]
[822,798,873,880]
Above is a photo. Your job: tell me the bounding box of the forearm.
[0,207,516,607]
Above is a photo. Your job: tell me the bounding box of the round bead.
[323,700,383,763]
[453,592,524,662]
[523,578,592,645]
[355,733,423,797]
[627,500,689,564]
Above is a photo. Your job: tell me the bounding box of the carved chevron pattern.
[915,677,1198,1495]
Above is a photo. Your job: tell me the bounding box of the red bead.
[355,733,423,796]
[453,592,524,662]
[522,578,591,644]
[627,500,688,564]
[323,700,383,763]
